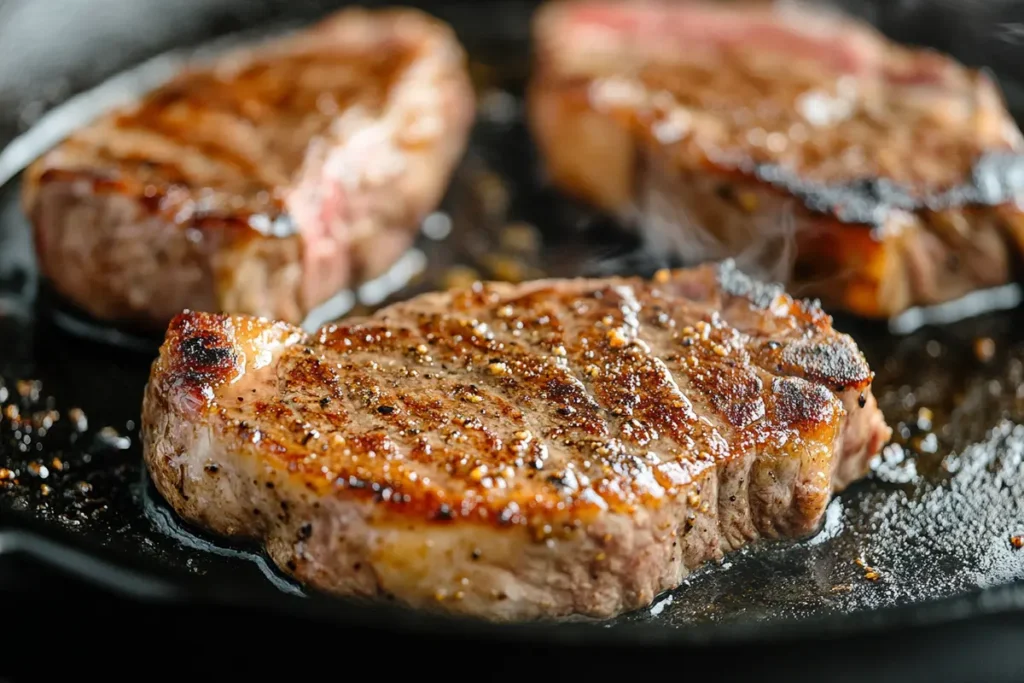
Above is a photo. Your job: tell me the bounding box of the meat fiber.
[528,0,1024,318]
[141,261,890,621]
[23,7,475,330]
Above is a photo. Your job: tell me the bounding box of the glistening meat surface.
[141,261,890,621]
[529,0,1024,318]
[23,7,474,330]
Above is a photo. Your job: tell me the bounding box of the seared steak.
[142,261,890,621]
[529,0,1024,319]
[23,7,474,330]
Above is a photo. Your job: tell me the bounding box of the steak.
[142,261,890,621]
[528,0,1024,319]
[22,7,474,330]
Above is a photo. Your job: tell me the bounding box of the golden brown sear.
[142,261,890,621]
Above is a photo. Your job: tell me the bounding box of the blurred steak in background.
[20,6,475,330]
[529,0,1024,319]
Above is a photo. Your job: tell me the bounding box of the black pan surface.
[2,0,1024,678]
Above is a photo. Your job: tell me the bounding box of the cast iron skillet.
[2,1,1024,679]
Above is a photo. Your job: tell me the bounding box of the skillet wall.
[1,0,1024,150]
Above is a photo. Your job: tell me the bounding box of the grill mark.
[36,163,285,235]
[33,36,423,242]
[492,280,810,510]
[417,313,606,484]
[579,320,728,500]
[392,288,712,505]
[281,351,344,401]
[694,371,762,438]
[322,364,459,485]
[113,50,414,185]
[459,286,705,499]
[573,309,701,449]
[630,281,843,542]
[240,398,309,460]
[169,263,878,526]
[416,293,686,504]
[117,110,267,179]
[631,304,761,453]
[483,321,640,499]
[311,323,565,507]
[474,282,737,500]
[86,124,253,185]
[657,344,764,545]
[390,379,537,479]
[403,278,834,500]
[625,287,746,447]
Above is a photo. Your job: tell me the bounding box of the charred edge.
[747,150,1024,228]
[776,337,873,391]
[178,334,236,384]
[167,313,239,386]
[770,376,841,429]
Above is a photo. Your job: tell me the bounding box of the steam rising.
[634,177,801,287]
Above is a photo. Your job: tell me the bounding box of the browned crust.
[527,1,1024,319]
[144,262,886,530]
[22,6,467,228]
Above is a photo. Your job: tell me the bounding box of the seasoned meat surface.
[23,7,474,330]
[142,261,890,621]
[529,0,1024,318]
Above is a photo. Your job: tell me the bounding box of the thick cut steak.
[142,261,890,621]
[529,0,1024,318]
[23,7,474,330]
